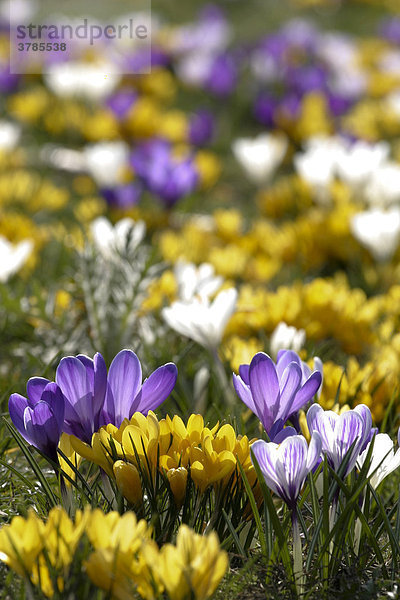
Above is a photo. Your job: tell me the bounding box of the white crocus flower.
[90,216,145,259]
[335,141,389,190]
[357,433,400,489]
[162,288,238,350]
[0,121,20,150]
[0,236,32,282]
[350,208,400,262]
[84,141,129,188]
[232,133,287,185]
[44,61,121,101]
[174,261,223,302]
[270,321,306,359]
[294,136,344,201]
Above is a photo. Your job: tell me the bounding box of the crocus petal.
[306,404,336,454]
[251,440,283,498]
[40,382,65,433]
[105,349,142,427]
[9,393,31,442]
[334,411,364,474]
[291,371,322,414]
[249,353,280,431]
[56,357,93,425]
[29,402,60,459]
[353,404,372,448]
[273,426,298,444]
[93,353,108,416]
[26,377,50,407]
[306,431,323,471]
[276,350,302,380]
[276,362,302,422]
[238,364,250,385]
[275,435,308,505]
[232,374,258,417]
[132,363,178,415]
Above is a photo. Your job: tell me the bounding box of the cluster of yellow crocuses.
[71,412,257,506]
[0,506,228,600]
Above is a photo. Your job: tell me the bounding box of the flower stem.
[292,510,303,596]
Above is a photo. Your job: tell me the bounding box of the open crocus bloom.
[90,216,146,260]
[162,288,238,351]
[9,380,65,462]
[174,261,223,303]
[307,403,372,477]
[233,351,322,438]
[357,433,400,489]
[232,133,287,184]
[251,433,322,509]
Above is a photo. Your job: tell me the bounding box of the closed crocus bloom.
[167,466,188,507]
[9,379,65,462]
[174,260,223,302]
[251,433,322,509]
[270,322,306,359]
[0,511,45,576]
[113,460,143,506]
[0,235,33,283]
[357,433,400,489]
[350,208,400,262]
[155,525,228,600]
[162,288,238,350]
[233,351,322,439]
[306,403,372,477]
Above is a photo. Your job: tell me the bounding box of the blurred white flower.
[350,208,400,261]
[294,136,343,200]
[0,121,20,150]
[232,133,287,184]
[387,91,400,118]
[335,140,389,189]
[365,161,400,208]
[1,0,37,23]
[270,322,306,358]
[174,261,223,302]
[357,433,400,489]
[84,141,129,188]
[162,288,238,350]
[44,61,121,101]
[0,236,32,282]
[90,216,145,259]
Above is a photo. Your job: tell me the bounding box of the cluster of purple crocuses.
[9,350,178,462]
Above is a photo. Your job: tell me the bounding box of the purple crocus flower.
[380,17,400,45]
[306,404,372,477]
[101,183,142,209]
[131,139,199,208]
[233,351,322,439]
[253,93,277,127]
[251,432,322,509]
[188,110,215,146]
[56,349,178,441]
[9,380,65,462]
[205,53,237,97]
[106,90,137,120]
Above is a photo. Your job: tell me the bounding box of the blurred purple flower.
[233,351,322,438]
[188,109,215,146]
[306,403,372,477]
[253,93,277,127]
[380,17,400,45]
[205,53,237,97]
[9,380,65,462]
[101,183,142,209]
[251,432,322,508]
[106,90,137,119]
[131,139,199,207]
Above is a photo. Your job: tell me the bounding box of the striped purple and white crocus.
[251,432,322,593]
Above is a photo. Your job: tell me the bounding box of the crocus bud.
[113,460,142,507]
[167,467,188,508]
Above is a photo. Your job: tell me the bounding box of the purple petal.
[77,355,95,388]
[334,411,364,474]
[251,440,284,498]
[273,426,298,444]
[275,435,308,504]
[233,374,258,417]
[105,349,142,427]
[238,364,250,385]
[56,357,94,434]
[276,362,302,422]
[353,404,372,448]
[291,371,322,414]
[26,377,50,407]
[93,353,107,417]
[276,350,301,380]
[9,393,31,442]
[306,404,336,453]
[26,402,60,458]
[248,353,280,431]
[131,363,178,415]
[41,382,65,433]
